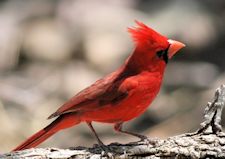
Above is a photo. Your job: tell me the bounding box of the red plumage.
[13,21,185,151]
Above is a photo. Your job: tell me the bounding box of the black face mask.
[156,45,170,64]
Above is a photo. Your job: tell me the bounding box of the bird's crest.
[128,21,168,49]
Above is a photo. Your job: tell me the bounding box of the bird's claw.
[93,144,114,157]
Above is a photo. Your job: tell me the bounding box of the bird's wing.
[48,66,134,119]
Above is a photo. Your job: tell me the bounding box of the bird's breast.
[117,80,161,121]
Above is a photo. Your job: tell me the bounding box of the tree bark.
[1,84,225,159]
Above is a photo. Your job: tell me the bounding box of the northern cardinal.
[13,21,185,151]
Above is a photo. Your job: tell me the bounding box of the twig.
[196,84,225,135]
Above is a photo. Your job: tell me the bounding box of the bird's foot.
[93,143,114,157]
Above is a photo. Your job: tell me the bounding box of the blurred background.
[0,0,225,152]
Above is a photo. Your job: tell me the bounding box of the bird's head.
[128,21,185,68]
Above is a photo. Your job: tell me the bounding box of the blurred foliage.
[0,0,225,153]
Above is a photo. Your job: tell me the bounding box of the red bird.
[13,21,185,151]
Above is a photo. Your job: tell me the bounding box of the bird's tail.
[12,113,80,151]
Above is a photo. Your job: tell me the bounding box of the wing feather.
[48,66,136,119]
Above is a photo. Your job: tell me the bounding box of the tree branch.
[1,84,225,159]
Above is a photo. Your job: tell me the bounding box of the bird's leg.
[114,122,147,140]
[114,122,156,145]
[86,122,114,156]
[86,122,104,145]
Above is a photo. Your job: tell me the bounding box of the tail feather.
[12,129,55,151]
[13,114,80,151]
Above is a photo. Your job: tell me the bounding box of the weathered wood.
[1,84,225,159]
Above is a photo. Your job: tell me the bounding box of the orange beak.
[167,39,185,59]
